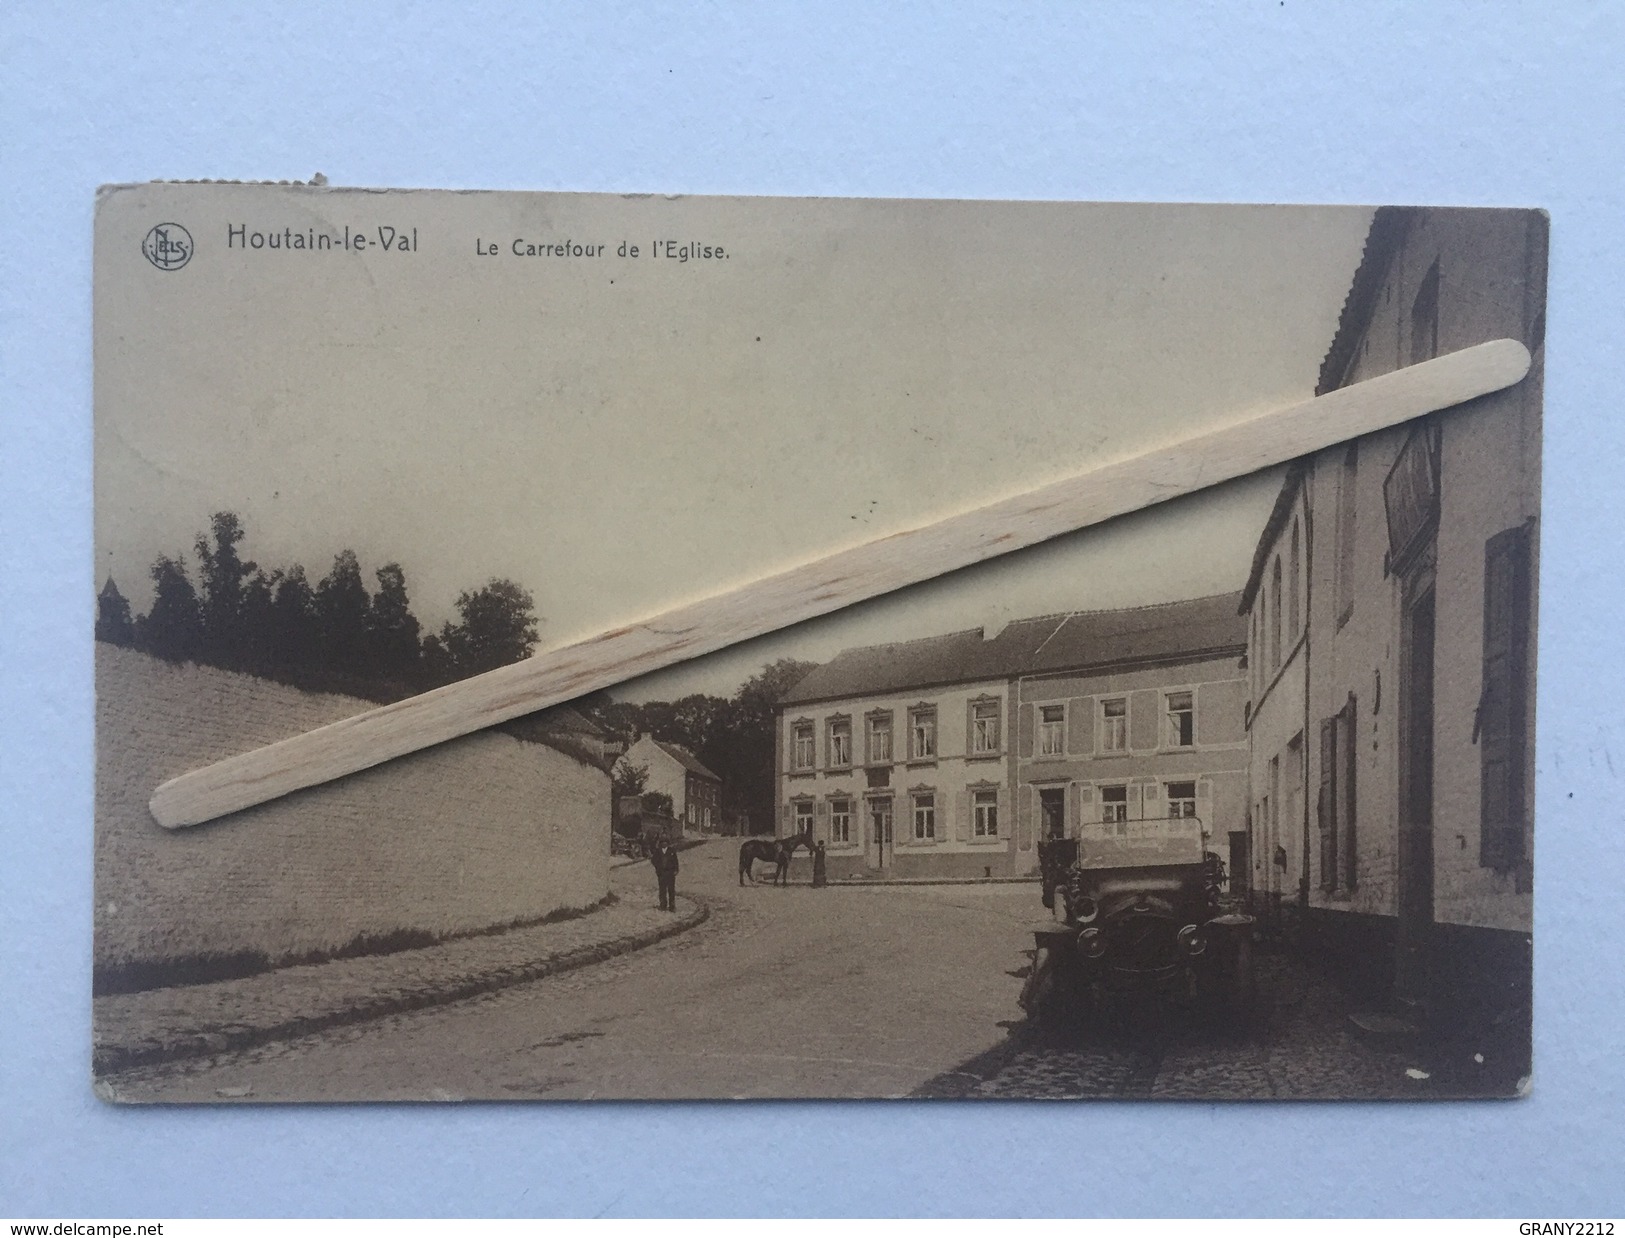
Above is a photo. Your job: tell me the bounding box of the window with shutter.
[829,797,852,845]
[1166,780,1196,819]
[1289,519,1302,640]
[826,717,852,769]
[791,721,815,771]
[1165,691,1195,748]
[1339,696,1359,890]
[911,792,937,841]
[1099,698,1127,753]
[1270,557,1284,670]
[1038,704,1066,756]
[1100,785,1129,825]
[969,698,1001,755]
[972,788,999,838]
[1318,716,1338,891]
[1335,444,1359,627]
[909,707,938,760]
[866,712,893,764]
[1480,522,1532,870]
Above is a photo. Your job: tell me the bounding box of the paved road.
[914,951,1430,1100]
[109,839,1456,1102]
[110,841,1044,1101]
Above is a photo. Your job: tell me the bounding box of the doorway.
[1038,787,1067,840]
[1397,573,1438,1004]
[1229,830,1250,898]
[868,797,893,870]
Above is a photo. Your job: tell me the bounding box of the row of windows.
[792,778,1205,847]
[1034,690,1196,756]
[792,691,1203,773]
[790,699,1002,772]
[1036,778,1202,834]
[790,788,1002,843]
[1255,515,1305,685]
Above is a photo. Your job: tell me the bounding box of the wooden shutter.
[1318,716,1338,891]
[1075,783,1093,831]
[1071,697,1092,754]
[1339,696,1359,890]
[954,789,970,842]
[1142,782,1161,818]
[1480,522,1532,869]
[1196,777,1214,834]
[1021,703,1035,758]
[1130,691,1157,750]
[779,802,791,838]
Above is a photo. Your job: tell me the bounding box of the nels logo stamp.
[141,222,193,271]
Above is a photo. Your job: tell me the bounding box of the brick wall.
[95,644,609,969]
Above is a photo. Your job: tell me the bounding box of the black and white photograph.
[92,187,1545,1102]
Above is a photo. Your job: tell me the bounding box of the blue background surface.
[3,2,1621,1217]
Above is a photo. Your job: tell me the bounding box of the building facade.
[1014,656,1249,886]
[1240,470,1313,924]
[1240,206,1545,1042]
[777,595,1248,881]
[623,734,723,835]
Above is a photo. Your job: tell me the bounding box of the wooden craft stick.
[149,338,1531,829]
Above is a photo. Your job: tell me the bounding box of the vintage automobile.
[1020,814,1254,1024]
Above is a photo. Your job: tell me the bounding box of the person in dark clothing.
[811,841,828,888]
[650,837,680,910]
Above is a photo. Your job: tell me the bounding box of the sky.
[95,189,1373,701]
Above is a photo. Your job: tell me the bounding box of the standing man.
[651,835,680,911]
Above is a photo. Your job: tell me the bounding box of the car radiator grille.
[1105,915,1182,976]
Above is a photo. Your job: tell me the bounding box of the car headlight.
[1072,896,1098,925]
[1077,926,1107,959]
[1177,924,1207,956]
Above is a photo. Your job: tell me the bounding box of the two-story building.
[1239,464,1312,925]
[622,734,723,836]
[1240,206,1544,1052]
[1011,596,1250,885]
[776,594,1248,881]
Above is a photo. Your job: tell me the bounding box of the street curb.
[93,898,710,1079]
[828,876,1041,887]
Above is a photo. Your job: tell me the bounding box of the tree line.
[96,511,540,701]
[98,511,822,832]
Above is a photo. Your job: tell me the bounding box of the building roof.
[1238,462,1309,615]
[1315,206,1414,397]
[780,593,1247,707]
[645,737,721,782]
[501,705,617,772]
[1240,207,1420,614]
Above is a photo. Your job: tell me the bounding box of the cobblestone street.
[916,951,1435,1100]
[104,839,1448,1102]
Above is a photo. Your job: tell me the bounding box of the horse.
[739,828,814,886]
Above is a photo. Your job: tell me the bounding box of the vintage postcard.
[93,187,1544,1101]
